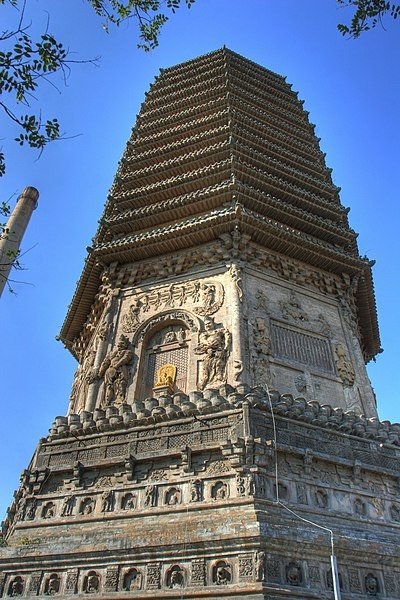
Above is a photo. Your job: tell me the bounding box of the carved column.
[228,261,248,386]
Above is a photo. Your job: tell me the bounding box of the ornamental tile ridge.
[106,180,233,224]
[138,82,228,123]
[231,90,314,140]
[227,58,297,102]
[232,111,325,173]
[145,64,226,104]
[104,189,232,236]
[236,182,354,245]
[225,48,289,86]
[95,206,235,251]
[232,95,319,148]
[118,140,230,183]
[135,95,228,134]
[239,205,363,267]
[159,47,226,78]
[233,123,333,182]
[123,124,230,168]
[232,140,338,198]
[141,72,227,114]
[46,387,400,448]
[228,71,309,123]
[127,110,229,150]
[235,158,342,216]
[111,159,232,201]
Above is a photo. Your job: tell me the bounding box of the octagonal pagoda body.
[2,49,400,600]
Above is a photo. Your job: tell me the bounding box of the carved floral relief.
[122,280,224,334]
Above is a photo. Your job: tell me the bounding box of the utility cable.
[263,383,341,599]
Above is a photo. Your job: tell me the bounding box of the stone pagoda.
[1,49,400,600]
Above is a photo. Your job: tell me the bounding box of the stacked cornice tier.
[2,49,397,600]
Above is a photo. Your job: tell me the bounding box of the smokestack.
[0,186,39,296]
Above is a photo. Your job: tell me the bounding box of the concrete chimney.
[0,186,39,296]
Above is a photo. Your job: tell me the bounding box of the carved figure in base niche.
[144,484,156,508]
[286,562,302,586]
[335,344,355,387]
[123,568,142,591]
[8,577,23,597]
[211,481,228,501]
[365,573,379,596]
[45,574,60,595]
[121,493,136,511]
[190,480,203,502]
[84,571,100,594]
[100,490,114,512]
[98,335,134,407]
[25,499,37,520]
[194,318,231,390]
[16,497,28,521]
[214,561,231,586]
[61,495,75,517]
[165,487,181,506]
[255,551,265,582]
[167,566,185,589]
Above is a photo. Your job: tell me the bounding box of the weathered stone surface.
[1,49,398,599]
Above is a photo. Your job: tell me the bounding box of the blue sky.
[1,0,399,519]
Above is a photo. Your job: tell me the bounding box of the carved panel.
[104,567,119,592]
[28,572,42,593]
[146,563,161,590]
[191,559,206,586]
[65,570,79,595]
[271,322,335,373]
[238,554,254,581]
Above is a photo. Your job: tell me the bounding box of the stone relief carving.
[69,349,96,412]
[213,561,232,585]
[166,565,186,589]
[334,344,355,386]
[251,317,273,387]
[315,489,328,508]
[79,497,95,515]
[165,487,181,505]
[8,577,24,597]
[122,281,224,334]
[365,573,379,596]
[98,335,135,407]
[137,311,199,343]
[190,479,203,502]
[61,495,75,517]
[294,374,307,393]
[123,568,142,591]
[238,555,254,580]
[44,574,60,596]
[254,551,266,582]
[104,568,118,593]
[211,480,229,500]
[194,317,231,390]
[121,493,136,510]
[286,562,302,586]
[41,502,55,519]
[146,563,161,590]
[83,571,100,594]
[389,504,400,522]
[143,484,157,508]
[191,560,206,586]
[229,263,243,301]
[354,497,366,516]
[100,489,114,512]
[280,291,308,322]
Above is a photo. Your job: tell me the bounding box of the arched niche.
[132,310,201,400]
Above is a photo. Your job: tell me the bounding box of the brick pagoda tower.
[2,49,400,599]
